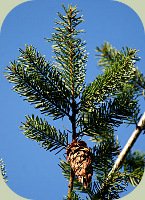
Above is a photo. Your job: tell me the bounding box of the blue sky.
[0,0,145,199]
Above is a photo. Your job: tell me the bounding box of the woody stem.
[101,112,145,191]
[67,169,75,200]
[108,112,145,177]
[67,6,78,199]
[67,105,77,199]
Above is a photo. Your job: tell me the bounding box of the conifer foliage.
[0,158,7,182]
[5,5,145,199]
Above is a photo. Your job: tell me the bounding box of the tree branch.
[67,169,75,200]
[107,112,145,182]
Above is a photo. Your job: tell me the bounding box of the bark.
[67,169,75,200]
[108,112,145,180]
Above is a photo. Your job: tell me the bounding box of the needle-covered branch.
[48,5,87,99]
[82,43,145,108]
[79,84,140,141]
[0,159,8,183]
[5,45,71,119]
[96,113,145,199]
[123,150,145,186]
[20,115,68,152]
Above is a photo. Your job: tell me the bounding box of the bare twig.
[67,169,75,200]
[106,112,145,183]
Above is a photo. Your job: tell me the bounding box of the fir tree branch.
[5,45,71,119]
[101,112,145,195]
[48,5,87,99]
[48,5,88,197]
[20,115,68,152]
[0,158,8,183]
[92,134,121,180]
[82,44,144,108]
[88,172,128,200]
[79,84,140,141]
[123,151,145,186]
[96,42,140,67]
[107,112,145,177]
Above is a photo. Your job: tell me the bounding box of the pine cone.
[66,140,93,189]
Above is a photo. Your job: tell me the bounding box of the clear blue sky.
[0,0,145,199]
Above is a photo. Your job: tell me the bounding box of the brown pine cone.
[66,139,93,189]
